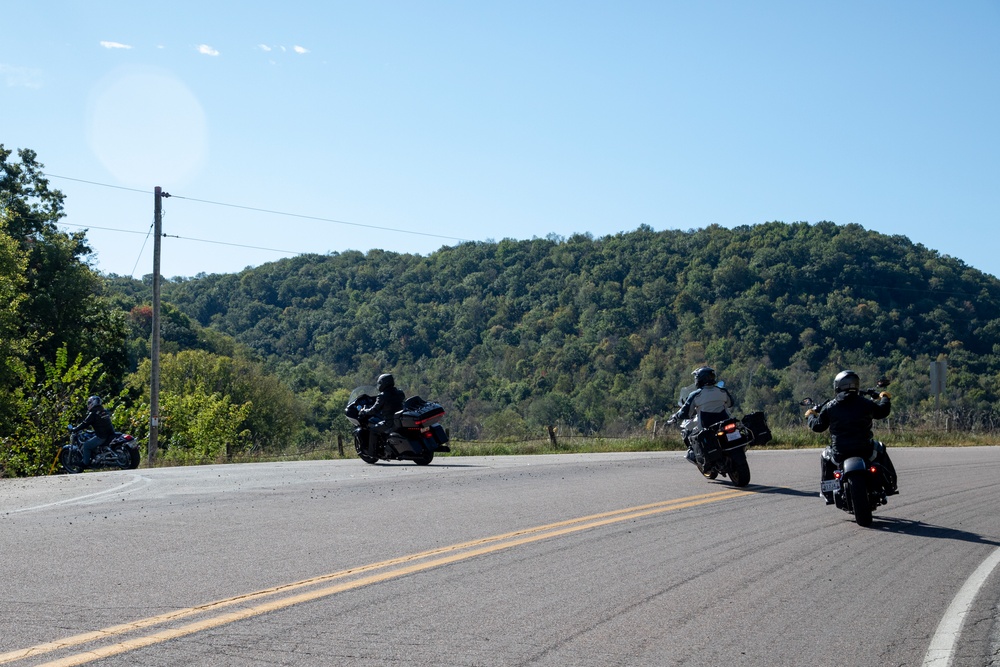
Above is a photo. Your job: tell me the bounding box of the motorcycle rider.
[358,373,405,459]
[74,395,115,467]
[670,366,736,465]
[806,370,898,504]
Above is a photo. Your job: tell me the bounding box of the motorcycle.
[800,378,893,527]
[345,385,451,465]
[668,381,772,487]
[55,426,141,474]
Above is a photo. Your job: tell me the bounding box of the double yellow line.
[3,489,749,666]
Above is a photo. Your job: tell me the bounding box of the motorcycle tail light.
[723,423,737,433]
[869,466,878,474]
[834,471,843,480]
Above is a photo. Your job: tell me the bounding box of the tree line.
[4,143,1000,476]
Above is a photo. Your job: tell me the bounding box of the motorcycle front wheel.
[354,434,379,465]
[60,448,84,474]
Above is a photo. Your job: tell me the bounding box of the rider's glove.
[804,409,818,418]
[879,391,891,399]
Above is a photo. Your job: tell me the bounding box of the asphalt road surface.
[2,447,1000,666]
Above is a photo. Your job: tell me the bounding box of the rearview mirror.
[799,398,815,407]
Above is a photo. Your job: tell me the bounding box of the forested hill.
[124,221,1000,438]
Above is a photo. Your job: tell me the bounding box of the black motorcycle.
[800,378,893,527]
[56,426,141,474]
[668,382,772,487]
[345,385,451,465]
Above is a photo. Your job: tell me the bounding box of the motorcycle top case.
[396,397,445,428]
[741,411,772,446]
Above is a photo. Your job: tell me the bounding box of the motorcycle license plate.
[820,479,839,493]
[725,431,742,442]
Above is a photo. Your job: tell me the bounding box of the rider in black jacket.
[75,395,115,466]
[806,370,898,503]
[358,373,405,458]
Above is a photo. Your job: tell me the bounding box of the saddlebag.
[430,423,449,445]
[741,411,772,446]
[695,429,725,463]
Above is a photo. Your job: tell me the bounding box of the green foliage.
[0,212,28,429]
[126,350,305,453]
[158,390,253,464]
[0,146,128,389]
[116,220,1000,439]
[0,346,106,477]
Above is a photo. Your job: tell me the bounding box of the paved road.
[2,447,999,666]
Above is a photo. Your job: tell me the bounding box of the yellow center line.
[3,489,750,666]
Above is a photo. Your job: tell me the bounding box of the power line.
[130,222,155,277]
[58,222,309,256]
[43,172,474,243]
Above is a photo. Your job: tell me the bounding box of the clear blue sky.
[3,1,998,280]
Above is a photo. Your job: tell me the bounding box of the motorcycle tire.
[60,449,84,474]
[847,476,873,527]
[115,447,132,470]
[728,450,751,488]
[127,448,140,470]
[354,434,379,465]
[413,451,434,466]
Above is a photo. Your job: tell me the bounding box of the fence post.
[547,425,558,448]
[337,434,344,456]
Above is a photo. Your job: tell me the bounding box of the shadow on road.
[743,484,816,499]
[872,517,1000,546]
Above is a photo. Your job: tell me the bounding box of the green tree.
[0,145,128,391]
[0,346,106,477]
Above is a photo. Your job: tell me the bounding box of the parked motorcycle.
[345,385,451,465]
[668,381,772,487]
[800,378,893,527]
[55,426,141,474]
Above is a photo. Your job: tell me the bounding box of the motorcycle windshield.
[349,385,378,405]
[677,382,697,406]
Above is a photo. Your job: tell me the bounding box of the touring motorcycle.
[345,385,450,465]
[55,426,141,474]
[800,378,894,527]
[668,381,772,487]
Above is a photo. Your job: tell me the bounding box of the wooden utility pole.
[149,187,164,465]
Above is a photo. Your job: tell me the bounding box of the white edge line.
[2,474,151,515]
[923,546,1000,666]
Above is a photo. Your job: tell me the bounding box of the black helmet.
[834,370,860,393]
[87,395,103,411]
[693,366,717,388]
[376,373,395,391]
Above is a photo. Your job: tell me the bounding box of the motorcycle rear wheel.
[60,449,84,474]
[127,448,140,469]
[728,451,751,487]
[115,447,132,469]
[413,451,434,466]
[848,476,873,527]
